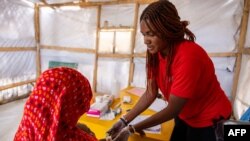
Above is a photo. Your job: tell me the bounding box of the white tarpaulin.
[0,0,249,140]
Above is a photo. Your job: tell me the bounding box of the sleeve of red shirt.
[170,55,203,99]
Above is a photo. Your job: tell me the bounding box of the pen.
[113,102,121,109]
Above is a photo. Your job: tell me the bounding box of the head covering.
[14,67,97,141]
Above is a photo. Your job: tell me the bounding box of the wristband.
[128,124,136,133]
[120,116,128,126]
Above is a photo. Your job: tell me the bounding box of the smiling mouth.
[147,46,153,50]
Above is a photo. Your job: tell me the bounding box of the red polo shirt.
[156,40,232,127]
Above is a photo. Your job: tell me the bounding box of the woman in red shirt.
[107,1,232,141]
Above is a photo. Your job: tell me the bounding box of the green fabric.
[49,61,78,69]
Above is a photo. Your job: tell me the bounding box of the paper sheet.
[127,87,168,112]
[149,98,168,112]
[130,115,161,134]
[126,87,145,97]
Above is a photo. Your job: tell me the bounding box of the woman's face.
[140,20,167,54]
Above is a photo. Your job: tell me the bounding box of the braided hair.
[140,0,196,91]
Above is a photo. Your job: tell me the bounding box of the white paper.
[130,115,161,134]
[148,98,168,112]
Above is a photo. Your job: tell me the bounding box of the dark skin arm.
[117,78,187,137]
[124,79,158,123]
[133,94,187,131]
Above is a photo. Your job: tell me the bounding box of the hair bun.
[181,21,189,28]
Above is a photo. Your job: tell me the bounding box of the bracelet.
[120,116,128,126]
[128,124,136,133]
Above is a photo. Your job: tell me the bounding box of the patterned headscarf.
[14,67,97,141]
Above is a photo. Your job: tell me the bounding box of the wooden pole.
[0,79,36,91]
[128,3,139,86]
[35,4,42,78]
[40,45,95,53]
[0,47,36,52]
[243,48,250,54]
[231,0,249,114]
[99,53,131,58]
[38,0,156,8]
[93,5,101,92]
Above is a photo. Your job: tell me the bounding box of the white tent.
[0,0,249,140]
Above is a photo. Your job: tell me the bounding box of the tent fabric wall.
[0,0,35,47]
[40,6,98,49]
[40,49,95,85]
[134,1,243,53]
[97,58,130,96]
[0,0,36,103]
[100,4,135,27]
[173,0,242,53]
[234,55,250,119]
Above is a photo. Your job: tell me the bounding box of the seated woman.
[14,67,97,141]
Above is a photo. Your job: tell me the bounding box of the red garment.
[157,40,232,127]
[14,67,97,141]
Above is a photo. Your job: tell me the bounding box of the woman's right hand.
[106,119,127,139]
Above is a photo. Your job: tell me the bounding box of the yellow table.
[78,87,174,141]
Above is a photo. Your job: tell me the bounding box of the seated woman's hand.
[112,127,131,141]
[106,119,127,139]
[77,123,96,137]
